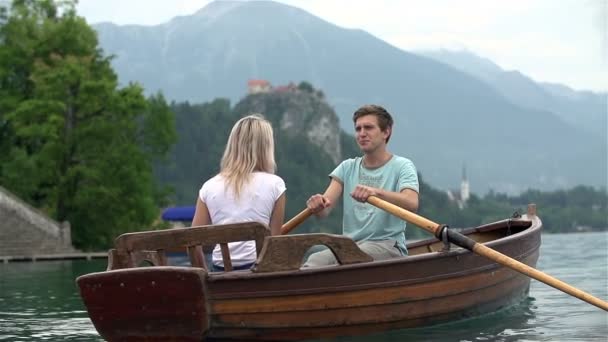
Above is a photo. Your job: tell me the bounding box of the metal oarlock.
[437,224,450,252]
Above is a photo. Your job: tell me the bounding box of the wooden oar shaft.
[367,195,608,311]
[368,196,442,236]
[281,208,313,235]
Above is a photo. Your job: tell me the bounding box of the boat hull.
[78,267,209,341]
[205,227,539,340]
[77,215,541,341]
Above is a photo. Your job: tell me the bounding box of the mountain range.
[91,0,607,194]
[418,49,606,140]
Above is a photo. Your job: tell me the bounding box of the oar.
[367,195,608,311]
[281,208,313,235]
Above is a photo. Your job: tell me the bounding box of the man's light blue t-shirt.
[330,155,419,255]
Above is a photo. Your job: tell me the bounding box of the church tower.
[460,165,470,204]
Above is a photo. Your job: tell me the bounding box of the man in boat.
[304,104,419,266]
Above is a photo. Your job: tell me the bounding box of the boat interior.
[104,209,535,274]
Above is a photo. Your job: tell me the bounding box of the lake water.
[1,232,606,341]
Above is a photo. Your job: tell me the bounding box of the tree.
[297,81,314,93]
[154,98,234,205]
[0,0,176,249]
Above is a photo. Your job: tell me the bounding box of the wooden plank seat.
[106,222,375,273]
[107,222,270,271]
[253,233,374,272]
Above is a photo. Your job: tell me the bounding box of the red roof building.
[247,79,271,94]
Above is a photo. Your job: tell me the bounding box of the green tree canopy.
[0,0,176,249]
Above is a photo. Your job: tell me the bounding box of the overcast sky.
[76,0,607,92]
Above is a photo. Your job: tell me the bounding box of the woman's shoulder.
[200,174,223,199]
[254,172,285,184]
[201,174,223,188]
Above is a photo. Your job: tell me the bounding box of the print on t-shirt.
[353,169,383,220]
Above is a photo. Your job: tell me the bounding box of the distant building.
[247,79,271,94]
[274,82,297,93]
[460,165,470,203]
[446,165,470,209]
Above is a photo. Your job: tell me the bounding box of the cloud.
[589,0,607,65]
[77,0,211,25]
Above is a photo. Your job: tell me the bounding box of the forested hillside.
[156,87,607,239]
[155,84,361,234]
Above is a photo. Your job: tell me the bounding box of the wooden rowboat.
[77,205,541,341]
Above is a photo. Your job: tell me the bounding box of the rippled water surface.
[1,232,606,341]
[0,259,105,341]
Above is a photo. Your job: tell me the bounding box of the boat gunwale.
[206,241,541,299]
[77,236,540,300]
[207,215,540,282]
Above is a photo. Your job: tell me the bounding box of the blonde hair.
[220,114,276,199]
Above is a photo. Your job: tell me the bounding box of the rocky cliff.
[233,89,344,163]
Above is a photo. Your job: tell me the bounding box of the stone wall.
[0,186,76,256]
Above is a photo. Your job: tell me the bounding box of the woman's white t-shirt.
[199,172,286,267]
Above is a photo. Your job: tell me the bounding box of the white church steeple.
[461,164,470,204]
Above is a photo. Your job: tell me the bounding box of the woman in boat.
[191,114,286,271]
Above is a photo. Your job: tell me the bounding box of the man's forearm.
[313,205,333,218]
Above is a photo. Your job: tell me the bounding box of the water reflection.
[0,259,106,341]
[0,316,101,341]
